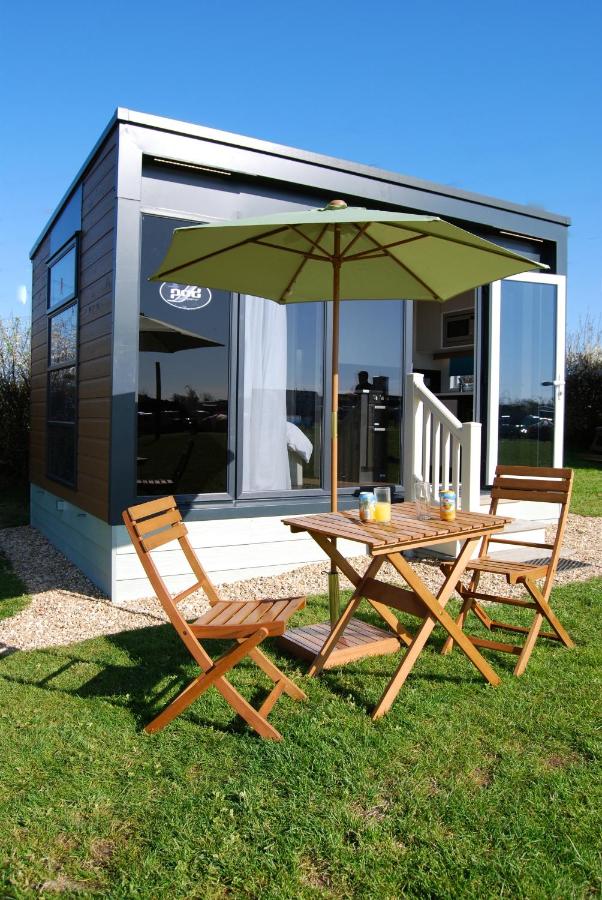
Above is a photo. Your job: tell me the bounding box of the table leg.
[372,539,500,719]
[308,557,385,677]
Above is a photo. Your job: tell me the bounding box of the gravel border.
[0,514,600,654]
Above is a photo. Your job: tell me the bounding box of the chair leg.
[247,646,308,702]
[441,569,487,656]
[524,579,575,649]
[513,613,544,677]
[441,592,473,656]
[145,629,282,740]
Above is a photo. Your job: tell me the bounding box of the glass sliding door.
[137,214,233,498]
[240,296,324,495]
[486,274,566,482]
[338,300,404,488]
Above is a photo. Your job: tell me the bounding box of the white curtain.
[242,296,291,492]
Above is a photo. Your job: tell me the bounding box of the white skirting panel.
[30,485,113,595]
[30,487,368,604]
[112,516,366,603]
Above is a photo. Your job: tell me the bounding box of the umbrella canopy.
[150,200,546,623]
[151,199,546,506]
[138,314,223,353]
[151,201,546,304]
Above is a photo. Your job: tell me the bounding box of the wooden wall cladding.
[29,132,117,523]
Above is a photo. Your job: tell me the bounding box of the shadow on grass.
[0,622,298,737]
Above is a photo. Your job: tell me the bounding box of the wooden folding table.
[279,503,512,718]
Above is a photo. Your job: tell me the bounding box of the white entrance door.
[486,273,566,484]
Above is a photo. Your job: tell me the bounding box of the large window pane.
[338,300,403,486]
[242,297,324,492]
[49,305,77,366]
[498,281,556,467]
[137,215,232,496]
[47,423,76,484]
[48,367,76,421]
[48,245,77,309]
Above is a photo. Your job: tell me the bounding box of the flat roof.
[31,107,570,257]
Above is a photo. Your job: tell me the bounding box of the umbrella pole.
[328,248,341,626]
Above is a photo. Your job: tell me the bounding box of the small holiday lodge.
[29,108,569,601]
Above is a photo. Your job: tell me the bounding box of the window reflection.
[48,367,76,420]
[242,297,323,492]
[48,245,77,310]
[498,281,556,467]
[49,306,77,366]
[137,215,232,497]
[338,300,403,486]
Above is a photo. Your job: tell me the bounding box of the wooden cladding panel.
[79,396,111,421]
[80,250,115,293]
[79,231,113,273]
[79,293,112,329]
[79,335,112,365]
[78,375,112,402]
[82,165,116,218]
[81,134,117,193]
[28,135,116,523]
[78,435,110,461]
[79,274,113,311]
[79,356,111,382]
[79,311,112,345]
[79,452,109,483]
[82,191,115,236]
[80,209,114,256]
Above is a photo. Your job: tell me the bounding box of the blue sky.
[1,0,600,332]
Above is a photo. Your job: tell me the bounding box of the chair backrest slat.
[486,466,574,596]
[135,507,181,536]
[122,495,222,608]
[495,465,572,479]
[128,495,177,521]
[142,522,188,552]
[491,466,573,506]
[490,487,570,504]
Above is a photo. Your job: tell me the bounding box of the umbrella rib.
[386,221,535,263]
[359,229,443,299]
[277,223,332,301]
[344,233,428,261]
[254,239,330,262]
[288,223,333,260]
[156,225,293,279]
[279,252,313,302]
[340,222,371,258]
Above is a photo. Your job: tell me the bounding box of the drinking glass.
[373,486,391,523]
[415,481,432,520]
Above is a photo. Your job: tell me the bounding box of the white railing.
[402,373,482,512]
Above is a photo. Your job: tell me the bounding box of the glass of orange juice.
[374,486,391,523]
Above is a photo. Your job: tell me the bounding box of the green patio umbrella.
[150,199,546,623]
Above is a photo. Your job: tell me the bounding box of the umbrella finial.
[324,199,348,210]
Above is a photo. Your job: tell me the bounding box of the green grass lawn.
[0,552,30,621]
[565,452,602,517]
[0,579,600,898]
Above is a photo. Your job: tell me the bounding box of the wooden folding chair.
[122,496,307,740]
[441,465,575,676]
